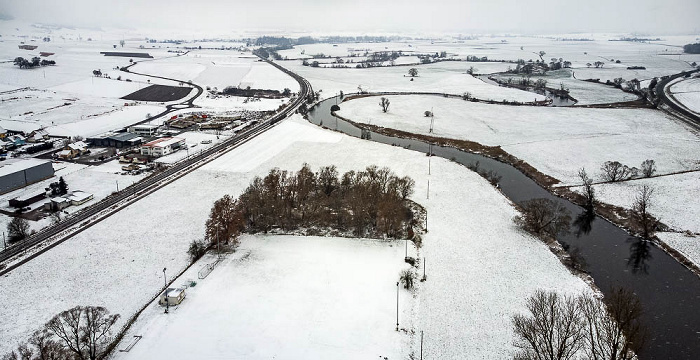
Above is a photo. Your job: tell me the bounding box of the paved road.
[655,69,700,131]
[0,57,312,274]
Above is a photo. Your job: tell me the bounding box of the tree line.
[196,165,417,257]
[13,57,55,69]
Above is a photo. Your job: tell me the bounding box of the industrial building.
[0,159,54,195]
[87,132,143,148]
[140,137,185,157]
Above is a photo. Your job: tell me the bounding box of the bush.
[641,159,656,178]
[187,240,207,262]
[514,198,571,240]
[399,269,415,289]
[600,161,636,182]
[7,217,30,242]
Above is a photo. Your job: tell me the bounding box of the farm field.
[669,77,700,115]
[281,59,547,103]
[336,94,700,184]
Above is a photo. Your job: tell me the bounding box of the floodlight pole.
[396,281,399,331]
[163,267,169,314]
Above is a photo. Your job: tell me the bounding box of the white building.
[140,137,185,157]
[128,124,160,137]
[159,287,186,306]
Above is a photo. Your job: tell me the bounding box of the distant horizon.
[1,0,699,37]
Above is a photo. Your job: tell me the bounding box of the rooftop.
[0,159,52,177]
[142,137,185,148]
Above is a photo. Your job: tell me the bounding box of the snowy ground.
[112,236,412,360]
[0,116,588,358]
[657,232,700,268]
[575,171,700,234]
[336,95,700,184]
[281,60,546,103]
[669,77,700,115]
[131,51,299,93]
[493,70,638,105]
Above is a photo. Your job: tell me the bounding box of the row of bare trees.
[2,306,120,360]
[204,165,416,243]
[513,288,645,360]
[600,160,656,183]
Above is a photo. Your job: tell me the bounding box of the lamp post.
[163,267,169,314]
[395,281,399,331]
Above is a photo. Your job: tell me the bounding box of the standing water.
[308,97,700,359]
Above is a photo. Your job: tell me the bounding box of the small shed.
[68,191,93,206]
[159,287,186,306]
[44,197,70,211]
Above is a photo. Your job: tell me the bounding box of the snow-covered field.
[669,77,700,115]
[657,232,700,268]
[0,116,588,358]
[281,60,546,103]
[131,51,299,92]
[493,70,638,105]
[579,171,700,234]
[113,236,412,360]
[336,95,700,184]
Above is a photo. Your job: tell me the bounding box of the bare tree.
[8,217,30,242]
[514,198,571,239]
[379,97,390,113]
[631,185,658,239]
[119,40,125,47]
[640,159,656,178]
[579,288,646,360]
[408,68,418,77]
[600,161,634,182]
[578,168,596,213]
[512,290,586,360]
[205,195,244,249]
[45,306,120,360]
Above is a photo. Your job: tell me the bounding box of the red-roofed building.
[140,137,185,157]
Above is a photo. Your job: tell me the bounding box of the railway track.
[0,58,312,274]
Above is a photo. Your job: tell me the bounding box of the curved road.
[0,57,312,275]
[655,69,700,131]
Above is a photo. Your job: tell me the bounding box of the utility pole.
[427,180,430,200]
[3,232,6,250]
[116,180,119,192]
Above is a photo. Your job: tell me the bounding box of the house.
[159,287,186,306]
[0,127,7,139]
[0,159,54,194]
[68,191,93,206]
[6,135,26,148]
[140,137,185,157]
[18,44,38,50]
[44,197,70,211]
[57,141,89,160]
[27,129,50,143]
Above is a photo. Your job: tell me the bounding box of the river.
[308,96,700,359]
